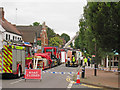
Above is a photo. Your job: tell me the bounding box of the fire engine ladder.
[63,31,79,48]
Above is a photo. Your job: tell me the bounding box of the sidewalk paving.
[75,66,120,89]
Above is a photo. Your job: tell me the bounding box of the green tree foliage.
[61,33,70,43]
[75,2,120,69]
[61,33,73,47]
[33,22,40,26]
[46,27,56,45]
[49,36,63,47]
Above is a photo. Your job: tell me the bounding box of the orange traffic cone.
[76,72,80,84]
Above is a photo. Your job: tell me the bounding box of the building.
[0,7,22,47]
[17,22,48,52]
[0,24,5,50]
[101,54,119,68]
[16,25,42,44]
[40,22,48,48]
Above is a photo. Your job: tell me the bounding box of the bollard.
[94,63,97,76]
[81,65,85,78]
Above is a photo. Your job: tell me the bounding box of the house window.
[37,40,41,46]
[13,36,14,40]
[9,35,10,40]
[6,34,8,40]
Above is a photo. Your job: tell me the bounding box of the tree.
[75,2,120,70]
[33,22,40,26]
[61,33,70,43]
[49,36,63,47]
[46,27,56,45]
[61,33,74,47]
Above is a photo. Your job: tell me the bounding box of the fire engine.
[0,42,33,77]
[59,48,67,63]
[42,47,61,67]
[33,53,52,70]
[65,49,82,67]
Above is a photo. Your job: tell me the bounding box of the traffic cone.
[76,72,80,84]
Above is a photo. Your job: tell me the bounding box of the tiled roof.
[1,19,21,35]
[0,7,21,36]
[16,26,42,43]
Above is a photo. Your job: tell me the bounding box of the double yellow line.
[81,84,102,88]
[66,77,71,82]
[66,77,101,88]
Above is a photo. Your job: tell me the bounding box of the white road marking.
[10,79,24,84]
[67,81,74,88]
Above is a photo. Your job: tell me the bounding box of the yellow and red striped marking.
[0,53,2,73]
[3,45,12,73]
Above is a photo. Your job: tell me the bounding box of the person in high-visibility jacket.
[72,56,75,66]
[84,57,87,66]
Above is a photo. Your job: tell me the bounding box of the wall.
[3,31,22,41]
[0,32,3,50]
[0,25,5,50]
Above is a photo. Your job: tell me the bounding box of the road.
[1,64,101,89]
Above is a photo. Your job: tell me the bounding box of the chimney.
[0,7,5,21]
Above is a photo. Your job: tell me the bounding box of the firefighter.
[84,56,87,66]
[72,55,75,66]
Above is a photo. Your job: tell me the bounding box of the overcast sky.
[1,0,87,38]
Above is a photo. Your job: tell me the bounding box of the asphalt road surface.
[1,64,101,89]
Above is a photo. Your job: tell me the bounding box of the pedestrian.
[80,55,83,66]
[88,57,90,66]
[67,56,70,67]
[84,56,87,66]
[72,55,75,66]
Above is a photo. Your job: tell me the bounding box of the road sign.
[25,69,42,81]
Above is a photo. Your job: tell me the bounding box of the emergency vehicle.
[59,48,67,63]
[42,47,61,67]
[0,43,33,77]
[33,53,52,70]
[66,50,82,67]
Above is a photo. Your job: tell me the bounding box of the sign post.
[25,69,42,82]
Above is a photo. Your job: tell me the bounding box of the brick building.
[17,22,48,52]
[40,22,48,47]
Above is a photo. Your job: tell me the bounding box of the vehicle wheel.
[17,68,21,78]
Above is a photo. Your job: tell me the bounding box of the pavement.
[74,66,120,89]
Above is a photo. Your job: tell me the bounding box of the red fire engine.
[0,42,33,78]
[42,47,61,67]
